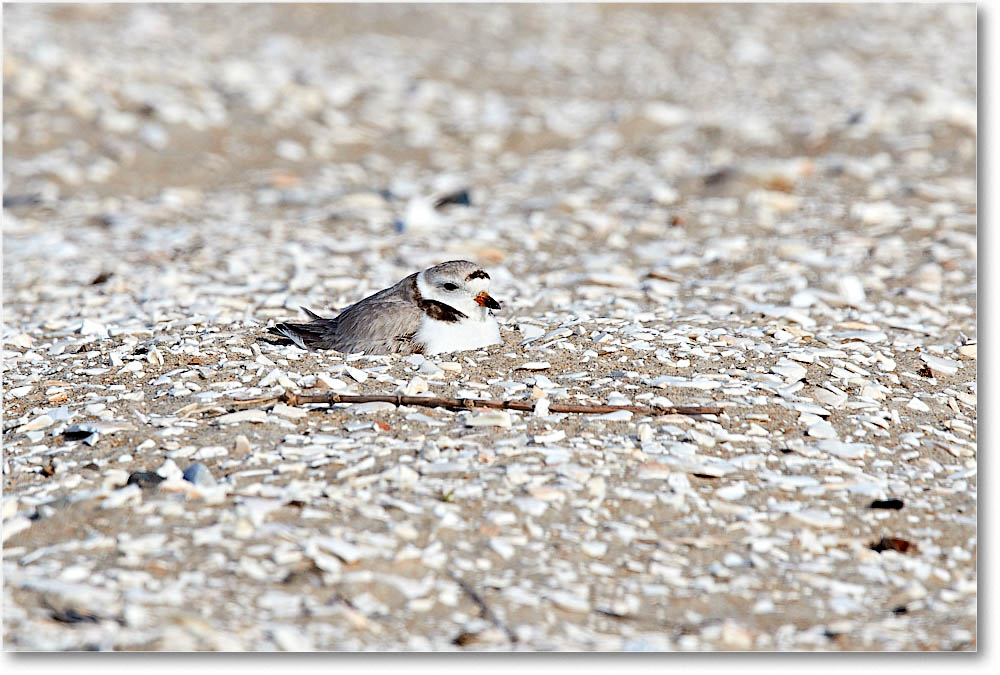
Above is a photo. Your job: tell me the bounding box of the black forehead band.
[466,270,490,281]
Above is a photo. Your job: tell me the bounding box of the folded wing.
[268,274,424,354]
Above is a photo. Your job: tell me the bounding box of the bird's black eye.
[442,282,459,291]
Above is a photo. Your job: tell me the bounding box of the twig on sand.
[227,390,722,417]
[449,572,518,645]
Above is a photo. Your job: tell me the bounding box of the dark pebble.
[2,193,41,208]
[51,608,100,624]
[62,428,97,442]
[126,471,166,489]
[182,462,215,487]
[869,498,904,510]
[703,167,735,186]
[869,536,915,554]
[433,189,471,208]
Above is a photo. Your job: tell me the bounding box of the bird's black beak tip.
[476,292,502,311]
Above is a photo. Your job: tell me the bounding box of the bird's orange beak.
[475,291,501,310]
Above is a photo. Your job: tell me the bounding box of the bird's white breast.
[416,314,501,355]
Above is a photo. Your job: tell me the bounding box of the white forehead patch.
[466,276,490,293]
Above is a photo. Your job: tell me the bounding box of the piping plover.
[269,260,502,355]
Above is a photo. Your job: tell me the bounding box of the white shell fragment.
[791,510,844,530]
[271,403,308,419]
[921,353,961,377]
[463,411,512,428]
[215,410,268,425]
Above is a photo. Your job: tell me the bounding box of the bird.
[268,260,502,355]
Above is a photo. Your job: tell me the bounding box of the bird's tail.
[268,323,308,349]
[266,308,332,350]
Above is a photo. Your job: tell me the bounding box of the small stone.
[814,387,849,408]
[772,360,807,381]
[234,434,251,454]
[512,497,548,517]
[836,276,866,305]
[644,102,691,127]
[182,462,215,488]
[271,402,308,419]
[921,353,961,377]
[275,139,307,161]
[518,324,545,340]
[906,397,931,413]
[2,497,19,521]
[720,620,754,649]
[837,330,887,343]
[870,499,904,510]
[336,456,375,479]
[485,511,517,526]
[6,333,34,348]
[316,374,348,390]
[580,541,608,558]
[518,361,551,371]
[534,398,550,417]
[313,537,363,564]
[546,590,590,613]
[144,346,164,366]
[464,411,512,428]
[403,377,429,396]
[791,509,844,529]
[193,446,227,460]
[637,423,654,443]
[592,410,633,422]
[271,625,312,652]
[2,515,31,542]
[17,414,54,433]
[350,401,396,414]
[77,318,109,338]
[215,409,267,425]
[383,465,419,488]
[586,476,607,499]
[127,471,166,489]
[814,440,867,459]
[715,483,746,501]
[875,354,896,371]
[156,459,184,481]
[489,538,516,560]
[534,430,566,444]
[100,484,142,509]
[417,361,444,378]
[238,498,284,528]
[637,462,672,480]
[957,344,977,359]
[852,201,902,227]
[860,384,887,401]
[807,421,838,439]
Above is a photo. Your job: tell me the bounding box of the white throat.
[417,313,501,355]
[415,271,501,354]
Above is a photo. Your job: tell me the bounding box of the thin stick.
[229,390,722,417]
[449,572,518,645]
